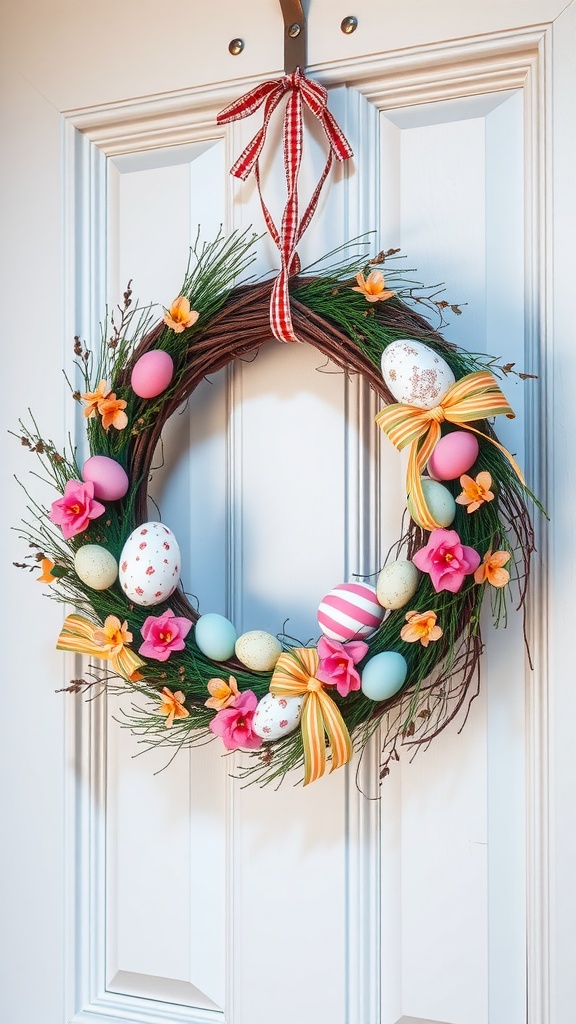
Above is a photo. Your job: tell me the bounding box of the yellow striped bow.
[375,370,523,531]
[56,613,146,682]
[270,648,353,786]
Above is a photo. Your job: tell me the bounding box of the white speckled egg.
[381,339,455,409]
[376,560,420,610]
[74,544,118,591]
[118,521,181,606]
[235,631,282,672]
[252,692,304,741]
[408,478,456,529]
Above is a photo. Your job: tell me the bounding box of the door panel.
[2,5,571,1024]
[73,82,525,1024]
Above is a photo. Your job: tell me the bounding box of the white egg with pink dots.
[118,521,181,607]
[252,692,304,741]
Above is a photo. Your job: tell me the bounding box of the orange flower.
[352,270,395,303]
[163,296,199,333]
[400,609,443,647]
[81,379,128,431]
[98,393,128,431]
[205,675,240,710]
[158,687,189,728]
[474,550,511,588]
[455,471,494,513]
[37,558,58,584]
[93,615,132,657]
[82,379,109,419]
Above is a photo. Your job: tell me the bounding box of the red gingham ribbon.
[217,69,353,342]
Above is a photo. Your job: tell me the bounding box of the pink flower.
[49,479,105,539]
[412,528,480,594]
[315,636,369,697]
[209,690,262,751]
[138,609,192,662]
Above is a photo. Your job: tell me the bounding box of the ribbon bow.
[217,68,353,343]
[56,613,145,682]
[375,370,523,531]
[270,647,353,786]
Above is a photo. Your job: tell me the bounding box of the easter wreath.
[15,230,541,787]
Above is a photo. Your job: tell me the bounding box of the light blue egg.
[361,651,408,702]
[195,613,237,661]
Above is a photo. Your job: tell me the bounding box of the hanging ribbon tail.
[56,613,145,682]
[218,81,287,180]
[270,648,353,786]
[217,68,353,344]
[300,692,327,785]
[110,647,146,682]
[376,370,524,530]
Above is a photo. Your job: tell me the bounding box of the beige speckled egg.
[74,544,118,591]
[381,339,455,409]
[252,692,304,741]
[235,630,282,672]
[376,560,420,610]
[118,521,181,607]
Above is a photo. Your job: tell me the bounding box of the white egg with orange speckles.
[381,339,455,409]
[118,521,181,607]
[252,692,304,741]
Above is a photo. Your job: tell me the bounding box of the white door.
[2,3,574,1023]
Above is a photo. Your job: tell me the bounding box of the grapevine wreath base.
[15,231,541,787]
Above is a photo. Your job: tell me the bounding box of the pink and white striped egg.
[317,582,384,642]
[118,521,181,607]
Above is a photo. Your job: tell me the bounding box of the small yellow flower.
[400,609,443,647]
[158,687,189,728]
[351,270,395,303]
[455,471,494,513]
[163,296,199,333]
[205,675,240,710]
[93,615,132,657]
[37,558,58,584]
[474,550,511,588]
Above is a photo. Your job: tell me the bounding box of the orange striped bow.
[56,613,146,682]
[270,648,353,786]
[375,370,523,532]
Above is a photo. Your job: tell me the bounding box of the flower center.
[159,630,172,643]
[444,552,454,562]
[70,503,81,514]
[236,716,245,729]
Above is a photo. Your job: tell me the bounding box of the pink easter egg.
[318,582,384,642]
[427,431,479,481]
[82,455,129,501]
[131,350,174,399]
